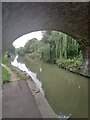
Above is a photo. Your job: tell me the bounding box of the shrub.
[56,56,82,71]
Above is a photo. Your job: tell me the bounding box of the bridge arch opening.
[12,30,83,74]
[9,30,88,118]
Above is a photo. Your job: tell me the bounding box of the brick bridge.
[2,2,90,77]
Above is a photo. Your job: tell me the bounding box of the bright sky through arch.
[13,31,43,48]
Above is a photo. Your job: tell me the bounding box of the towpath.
[2,64,41,118]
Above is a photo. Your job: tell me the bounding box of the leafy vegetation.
[2,54,10,83]
[16,30,83,72]
[2,66,10,83]
[2,54,9,65]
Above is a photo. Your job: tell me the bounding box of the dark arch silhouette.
[2,2,90,77]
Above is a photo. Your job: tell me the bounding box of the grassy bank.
[12,67,29,81]
[2,54,28,83]
[23,53,85,78]
[2,66,10,83]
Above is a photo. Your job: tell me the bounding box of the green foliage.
[2,67,10,83]
[41,43,50,62]
[24,38,39,53]
[2,54,9,65]
[2,54,12,69]
[16,30,83,72]
[2,54,28,82]
[56,51,82,71]
[16,47,25,56]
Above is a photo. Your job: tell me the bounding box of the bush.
[56,56,82,71]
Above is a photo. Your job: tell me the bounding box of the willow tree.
[63,34,67,59]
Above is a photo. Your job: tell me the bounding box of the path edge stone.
[27,79,57,118]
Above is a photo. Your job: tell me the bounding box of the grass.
[2,54,9,65]
[2,66,10,83]
[2,54,28,82]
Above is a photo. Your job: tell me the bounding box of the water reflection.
[11,55,44,95]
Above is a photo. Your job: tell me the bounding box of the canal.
[11,55,88,118]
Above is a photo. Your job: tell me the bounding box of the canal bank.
[13,67,57,118]
[2,64,57,118]
[27,76,57,118]
[26,53,90,78]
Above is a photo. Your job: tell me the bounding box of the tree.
[15,30,82,70]
[16,47,25,56]
[24,38,39,53]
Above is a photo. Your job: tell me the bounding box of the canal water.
[11,55,88,118]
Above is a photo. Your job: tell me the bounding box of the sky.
[13,31,43,48]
